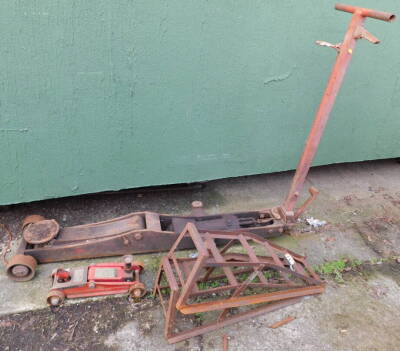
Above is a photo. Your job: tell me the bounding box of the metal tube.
[283,6,395,212]
[335,3,396,22]
[223,335,229,351]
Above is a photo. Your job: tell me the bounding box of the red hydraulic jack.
[5,4,396,282]
[47,255,146,306]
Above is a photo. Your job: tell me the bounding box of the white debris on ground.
[306,217,327,228]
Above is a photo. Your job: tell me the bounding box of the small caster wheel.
[129,282,146,299]
[46,290,65,307]
[6,254,37,282]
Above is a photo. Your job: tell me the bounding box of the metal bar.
[171,254,186,288]
[201,239,236,282]
[302,261,322,281]
[207,231,307,261]
[158,282,302,294]
[262,241,286,268]
[152,263,163,295]
[294,187,319,219]
[218,267,264,321]
[268,315,296,329]
[283,5,395,212]
[335,3,395,22]
[178,285,325,314]
[167,223,193,257]
[167,297,303,344]
[176,253,208,309]
[186,223,209,257]
[201,259,322,285]
[238,235,268,284]
[165,289,179,340]
[160,257,179,291]
[189,282,304,297]
[205,235,238,286]
[181,260,199,293]
[292,261,307,276]
[156,285,168,318]
[223,335,229,351]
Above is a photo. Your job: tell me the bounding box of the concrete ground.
[0,159,400,350]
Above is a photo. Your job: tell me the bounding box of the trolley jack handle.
[335,4,396,22]
[336,4,396,44]
[282,4,396,216]
[294,187,319,219]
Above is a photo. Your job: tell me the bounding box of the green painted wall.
[0,1,399,205]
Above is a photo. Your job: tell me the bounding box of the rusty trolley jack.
[5,4,396,281]
[153,223,325,343]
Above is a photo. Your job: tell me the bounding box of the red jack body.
[47,255,146,306]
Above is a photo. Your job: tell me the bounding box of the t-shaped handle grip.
[335,3,396,22]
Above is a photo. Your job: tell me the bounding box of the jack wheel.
[47,290,65,307]
[6,254,37,282]
[129,283,146,299]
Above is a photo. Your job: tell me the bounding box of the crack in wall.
[0,129,29,133]
[264,66,297,86]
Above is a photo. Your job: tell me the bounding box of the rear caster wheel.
[6,254,37,282]
[46,290,65,306]
[129,282,146,299]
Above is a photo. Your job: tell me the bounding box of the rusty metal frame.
[14,206,291,262]
[7,205,296,280]
[153,223,325,343]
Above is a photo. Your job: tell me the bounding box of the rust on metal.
[283,3,395,213]
[11,206,296,278]
[335,4,395,22]
[23,219,60,244]
[268,315,296,329]
[5,4,396,281]
[294,187,319,219]
[6,254,37,281]
[223,334,229,351]
[153,223,325,343]
[22,215,46,229]
[46,289,65,306]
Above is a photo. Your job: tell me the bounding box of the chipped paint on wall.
[264,66,297,86]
